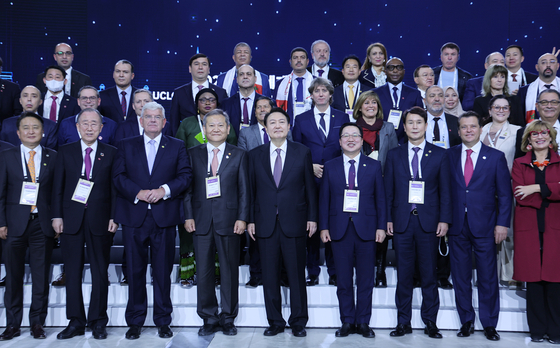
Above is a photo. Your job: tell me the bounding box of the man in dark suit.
[447,111,512,341]
[113,102,191,340]
[38,65,80,123]
[220,64,261,137]
[35,43,92,99]
[51,108,117,340]
[0,57,23,127]
[385,107,451,339]
[505,45,538,95]
[462,52,505,111]
[413,65,435,102]
[1,86,58,150]
[293,77,349,286]
[0,139,13,286]
[307,40,344,87]
[170,53,228,135]
[247,108,317,337]
[98,60,137,124]
[332,55,372,115]
[58,86,117,146]
[0,112,57,340]
[319,123,386,338]
[184,109,249,336]
[373,57,424,141]
[433,42,472,101]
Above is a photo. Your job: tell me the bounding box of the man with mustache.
[307,40,344,87]
[275,48,314,122]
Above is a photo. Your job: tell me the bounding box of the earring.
[549,144,553,149]
[527,144,532,150]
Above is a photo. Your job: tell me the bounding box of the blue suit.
[112,115,172,146]
[216,70,271,97]
[384,142,451,326]
[462,76,483,111]
[112,134,192,327]
[57,114,118,146]
[220,92,261,137]
[319,154,386,324]
[446,142,512,328]
[1,115,58,150]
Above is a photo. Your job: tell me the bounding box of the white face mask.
[45,79,65,93]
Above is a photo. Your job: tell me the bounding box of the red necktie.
[464,149,474,186]
[121,91,127,119]
[512,74,517,82]
[49,96,58,122]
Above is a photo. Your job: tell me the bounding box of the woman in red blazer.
[512,120,560,344]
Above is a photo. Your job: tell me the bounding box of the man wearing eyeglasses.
[35,43,92,99]
[373,57,424,141]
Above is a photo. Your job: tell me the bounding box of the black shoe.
[291,325,306,337]
[57,325,85,339]
[198,323,221,336]
[335,323,356,337]
[0,276,5,287]
[483,326,500,341]
[52,273,66,286]
[222,323,237,336]
[92,326,107,339]
[0,326,20,340]
[356,323,375,338]
[390,323,412,337]
[263,325,285,336]
[158,325,173,338]
[245,277,262,288]
[530,335,544,342]
[424,321,442,338]
[457,321,474,337]
[306,275,319,286]
[375,271,387,288]
[125,325,141,339]
[30,324,46,339]
[120,276,128,285]
[548,338,560,344]
[328,275,337,286]
[438,279,453,289]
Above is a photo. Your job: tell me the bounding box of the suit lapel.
[91,142,107,181]
[336,156,346,186]
[308,113,325,142]
[399,145,411,177]
[218,144,233,174]
[261,143,275,185]
[278,142,295,188]
[452,146,466,188]
[38,146,52,182]
[420,143,435,175]
[470,144,489,185]
[136,136,151,176]
[356,154,367,187]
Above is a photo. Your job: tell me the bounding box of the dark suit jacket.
[0,140,13,151]
[332,83,372,112]
[98,86,138,124]
[437,113,462,147]
[58,114,118,146]
[358,68,384,89]
[51,141,117,235]
[292,108,349,166]
[384,142,452,232]
[248,140,318,238]
[184,143,249,236]
[220,92,261,137]
[462,76,483,111]
[113,114,172,146]
[37,93,80,123]
[169,82,228,135]
[473,94,524,127]
[446,143,512,237]
[0,79,22,126]
[318,154,386,240]
[0,146,57,237]
[1,115,58,150]
[112,135,192,228]
[238,124,293,151]
[433,66,473,101]
[517,81,549,122]
[307,67,344,87]
[36,69,92,99]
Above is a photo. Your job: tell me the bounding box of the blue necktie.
[392,87,399,107]
[296,77,304,102]
[348,159,356,190]
[319,113,327,143]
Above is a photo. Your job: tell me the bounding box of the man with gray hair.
[307,40,344,87]
[184,109,249,336]
[462,52,505,111]
[113,101,192,340]
[216,42,271,97]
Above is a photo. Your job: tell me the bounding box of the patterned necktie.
[242,97,249,125]
[319,113,327,143]
[348,159,356,190]
[296,77,304,102]
[511,74,517,82]
[28,150,36,212]
[273,148,282,187]
[464,149,474,186]
[49,96,58,122]
[262,128,269,144]
[392,87,399,107]
[85,147,92,180]
[121,91,127,119]
[348,85,355,108]
[147,139,156,174]
[433,117,441,142]
[211,148,219,176]
[411,147,420,211]
[318,69,324,77]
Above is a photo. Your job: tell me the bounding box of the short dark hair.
[488,95,510,110]
[115,59,134,73]
[253,96,276,113]
[458,111,481,126]
[190,53,210,66]
[414,64,431,78]
[264,107,290,126]
[440,42,460,54]
[44,65,67,78]
[339,122,363,138]
[342,55,361,69]
[17,112,44,129]
[195,87,220,107]
[505,45,524,56]
[538,89,560,101]
[290,47,308,60]
[403,106,427,124]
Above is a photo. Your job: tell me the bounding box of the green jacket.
[175,115,237,149]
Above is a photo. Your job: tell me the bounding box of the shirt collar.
[207,141,226,154]
[143,132,162,146]
[239,90,256,101]
[270,139,287,155]
[80,139,98,154]
[21,144,41,154]
[343,152,360,165]
[313,106,330,116]
[408,139,426,152]
[462,140,482,153]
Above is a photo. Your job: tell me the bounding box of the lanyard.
[197,115,206,142]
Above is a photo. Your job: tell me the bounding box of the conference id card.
[20,182,39,206]
[433,141,447,149]
[206,176,221,199]
[343,189,359,213]
[345,109,353,118]
[388,109,402,129]
[408,181,424,204]
[240,123,250,131]
[368,150,379,161]
[295,101,305,108]
[72,179,94,204]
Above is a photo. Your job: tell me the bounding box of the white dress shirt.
[80,140,98,177]
[342,153,360,187]
[269,139,288,174]
[21,144,42,213]
[136,115,144,135]
[312,64,330,78]
[461,141,482,175]
[64,66,73,96]
[343,81,361,108]
[206,141,226,174]
[427,112,450,148]
[388,82,403,108]
[507,67,525,92]
[43,90,62,121]
[239,90,256,124]
[314,106,331,138]
[191,81,210,102]
[407,140,426,179]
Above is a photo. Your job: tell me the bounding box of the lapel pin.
[98,136,103,140]
[43,163,47,166]
[428,150,432,153]
[226,155,230,159]
[363,163,366,166]
[483,156,486,160]
[425,154,428,156]
[101,153,104,157]
[161,145,165,148]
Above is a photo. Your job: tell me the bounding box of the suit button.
[466,190,469,193]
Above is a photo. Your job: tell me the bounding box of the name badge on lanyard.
[345,109,354,118]
[295,101,305,108]
[388,109,402,129]
[368,150,379,161]
[72,179,94,204]
[343,189,360,213]
[20,182,39,206]
[408,181,425,204]
[206,175,221,199]
[240,123,250,131]
[433,140,446,149]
